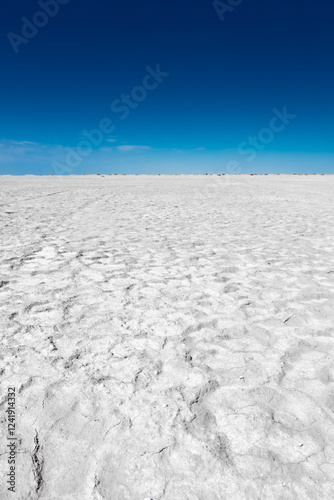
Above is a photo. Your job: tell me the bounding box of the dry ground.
[1,174,334,499]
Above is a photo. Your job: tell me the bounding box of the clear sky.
[1,0,334,174]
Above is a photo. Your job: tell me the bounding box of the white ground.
[1,174,334,500]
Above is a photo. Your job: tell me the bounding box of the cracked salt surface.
[1,174,334,499]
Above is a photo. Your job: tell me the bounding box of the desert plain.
[1,174,334,499]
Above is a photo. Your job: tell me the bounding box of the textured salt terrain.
[1,174,334,499]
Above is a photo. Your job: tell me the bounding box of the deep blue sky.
[1,0,334,174]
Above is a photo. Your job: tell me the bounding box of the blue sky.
[1,0,334,174]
